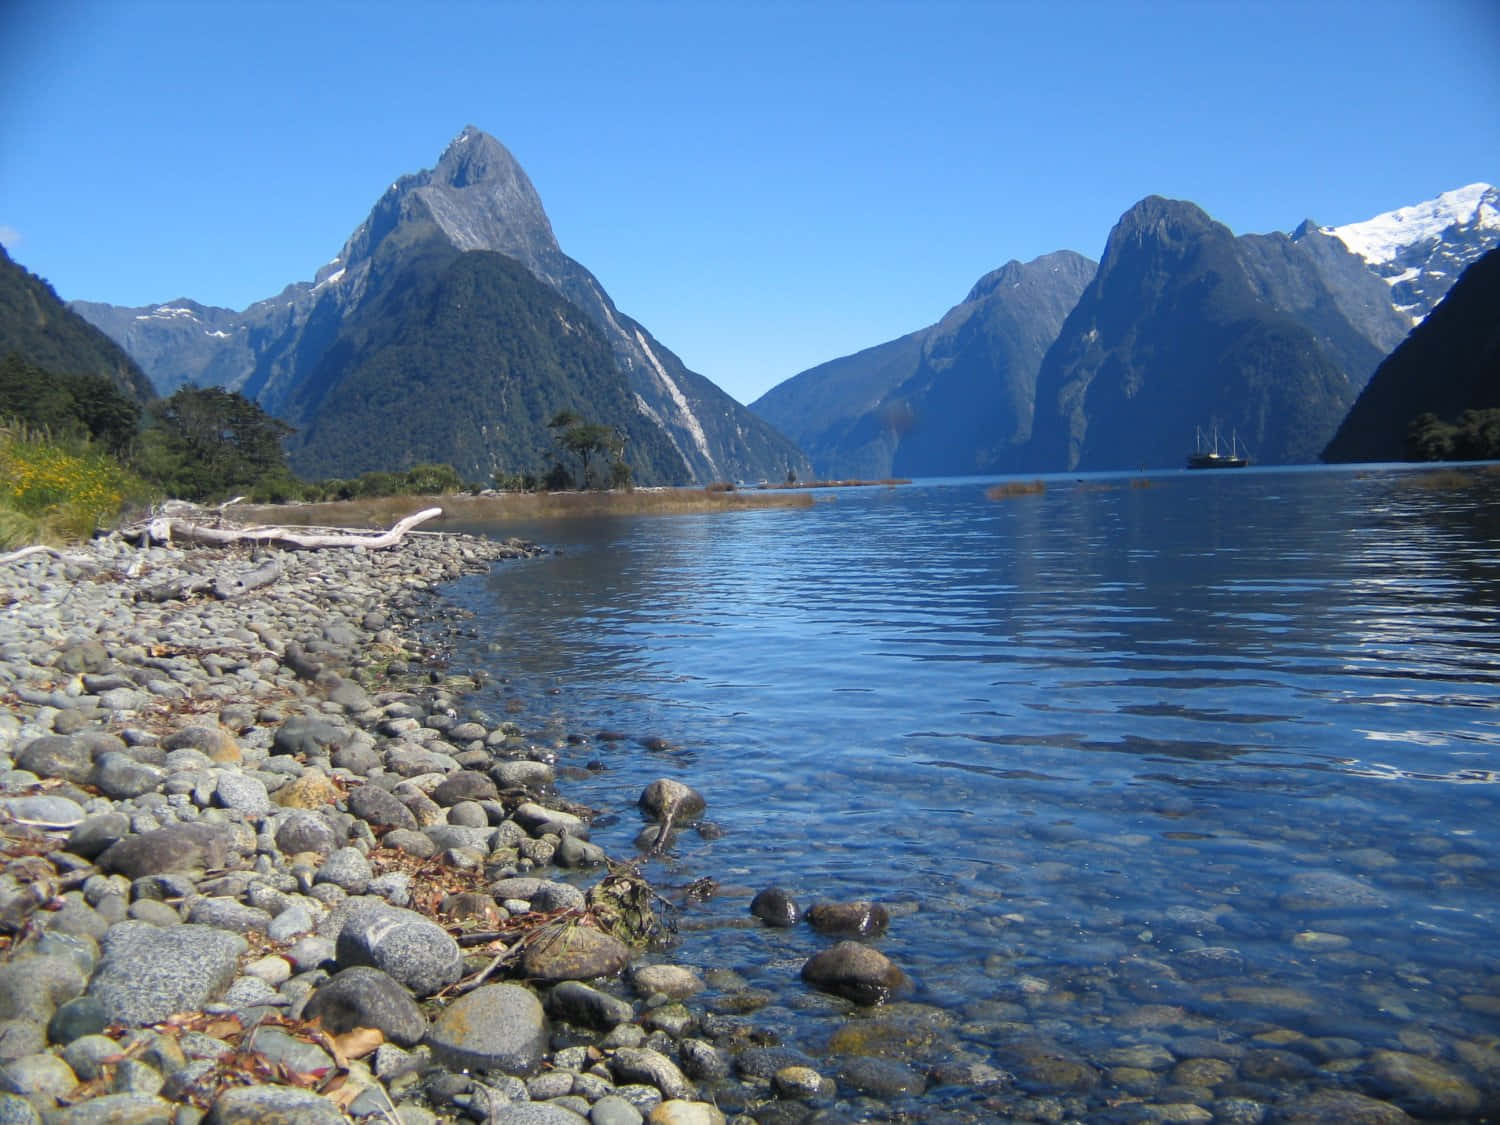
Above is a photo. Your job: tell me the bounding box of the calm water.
[443,466,1500,1118]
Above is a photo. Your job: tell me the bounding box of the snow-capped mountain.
[1323,183,1500,322]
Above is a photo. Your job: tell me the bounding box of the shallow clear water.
[443,466,1500,1117]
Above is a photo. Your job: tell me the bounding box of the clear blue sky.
[3,1,1497,406]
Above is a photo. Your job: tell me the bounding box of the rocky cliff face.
[752,251,1095,478]
[72,127,808,485]
[1025,197,1375,470]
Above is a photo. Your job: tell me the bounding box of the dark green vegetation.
[0,353,142,457]
[280,242,687,486]
[754,252,1096,479]
[1324,248,1500,463]
[1,246,156,406]
[134,387,295,502]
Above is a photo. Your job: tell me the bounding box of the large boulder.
[86,923,245,1025]
[425,983,547,1075]
[302,966,426,1047]
[97,823,234,880]
[800,941,908,1005]
[334,905,461,997]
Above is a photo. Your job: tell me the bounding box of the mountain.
[1322,247,1500,463]
[1026,196,1404,471]
[751,251,1095,478]
[281,244,689,483]
[1323,183,1500,322]
[0,245,155,405]
[73,127,808,486]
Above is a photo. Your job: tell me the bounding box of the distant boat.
[1187,425,1248,469]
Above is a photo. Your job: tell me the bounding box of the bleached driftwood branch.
[139,507,444,551]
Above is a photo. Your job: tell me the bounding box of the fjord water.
[447,467,1500,1113]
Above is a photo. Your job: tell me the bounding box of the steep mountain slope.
[1026,197,1365,470]
[750,330,930,479]
[0,246,155,405]
[283,242,688,483]
[72,127,808,485]
[1323,247,1500,463]
[1324,183,1499,322]
[752,251,1095,478]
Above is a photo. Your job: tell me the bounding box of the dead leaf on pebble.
[331,1026,384,1061]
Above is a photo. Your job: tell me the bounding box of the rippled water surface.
[443,467,1500,1118]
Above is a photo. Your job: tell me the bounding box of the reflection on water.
[442,467,1500,1117]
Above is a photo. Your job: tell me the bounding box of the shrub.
[0,422,143,543]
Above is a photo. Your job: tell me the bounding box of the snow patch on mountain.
[1324,183,1498,265]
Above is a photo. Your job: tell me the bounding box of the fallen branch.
[137,507,444,551]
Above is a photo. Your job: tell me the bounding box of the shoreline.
[1,520,855,1123]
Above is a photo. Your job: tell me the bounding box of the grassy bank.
[237,486,816,528]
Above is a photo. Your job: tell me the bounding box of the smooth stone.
[521,923,631,982]
[0,795,85,829]
[590,1094,644,1125]
[1364,1049,1480,1117]
[555,835,607,868]
[637,780,705,822]
[86,922,246,1025]
[488,878,587,913]
[631,965,705,1000]
[1277,870,1389,911]
[430,770,498,806]
[63,813,132,860]
[546,980,635,1029]
[834,1055,926,1097]
[0,1091,40,1123]
[90,753,165,799]
[45,1092,174,1123]
[214,773,270,816]
[491,760,555,789]
[204,1083,346,1123]
[315,847,373,894]
[0,1051,77,1103]
[646,1104,724,1125]
[272,716,352,757]
[425,983,547,1076]
[749,887,799,927]
[346,785,419,832]
[187,898,273,934]
[610,1047,696,1101]
[335,904,461,997]
[1272,1088,1410,1123]
[97,822,233,879]
[47,996,110,1044]
[800,941,908,1005]
[0,954,87,1023]
[805,900,889,937]
[271,772,340,810]
[302,966,426,1047]
[512,802,590,840]
[15,736,93,785]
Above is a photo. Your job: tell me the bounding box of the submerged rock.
[800,941,908,1005]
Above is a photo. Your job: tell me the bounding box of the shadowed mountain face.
[71,127,809,486]
[1324,247,1500,464]
[0,246,155,405]
[752,251,1096,478]
[1025,197,1407,470]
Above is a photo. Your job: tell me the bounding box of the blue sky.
[2,1,1497,406]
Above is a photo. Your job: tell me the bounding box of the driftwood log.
[138,507,444,551]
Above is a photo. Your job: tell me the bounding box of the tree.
[0,353,141,457]
[139,387,294,501]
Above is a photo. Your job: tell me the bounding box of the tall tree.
[139,387,293,501]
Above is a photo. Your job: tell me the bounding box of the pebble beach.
[0,520,909,1125]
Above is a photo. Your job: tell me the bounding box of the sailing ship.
[1187,425,1248,469]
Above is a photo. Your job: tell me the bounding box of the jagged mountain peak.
[1096,196,1227,271]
